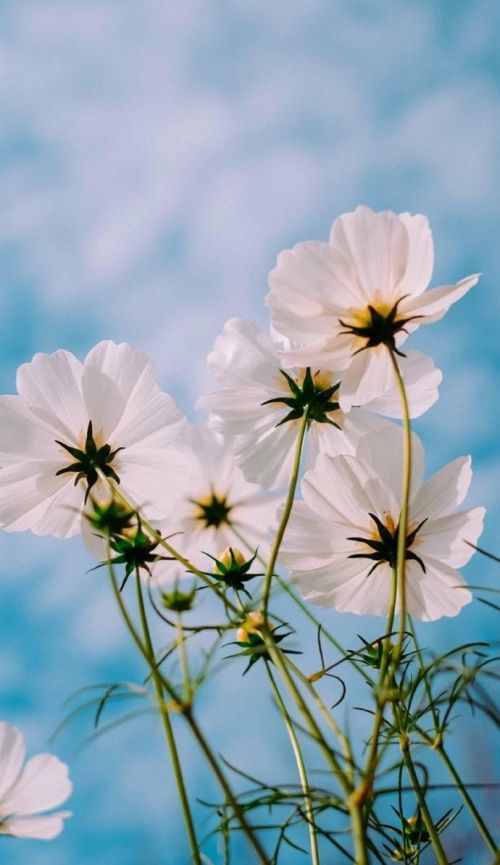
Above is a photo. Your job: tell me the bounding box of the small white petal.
[0,812,71,840]
[0,397,56,465]
[366,351,442,419]
[418,507,485,568]
[339,347,396,412]
[357,425,425,507]
[16,349,86,444]
[0,724,26,801]
[401,274,478,323]
[302,453,386,529]
[2,754,72,816]
[405,558,472,621]
[329,205,409,305]
[411,457,472,522]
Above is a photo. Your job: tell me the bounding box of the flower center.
[347,512,427,575]
[339,297,422,357]
[191,490,232,528]
[55,420,124,501]
[262,366,342,428]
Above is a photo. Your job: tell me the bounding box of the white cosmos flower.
[0,341,189,538]
[0,723,72,840]
[279,426,485,622]
[151,425,281,583]
[197,318,441,490]
[266,205,478,411]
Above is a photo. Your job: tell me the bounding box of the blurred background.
[0,1,498,863]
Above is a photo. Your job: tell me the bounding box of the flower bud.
[214,547,246,574]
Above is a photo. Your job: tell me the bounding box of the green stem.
[135,573,201,865]
[230,523,373,684]
[107,556,267,863]
[401,741,450,865]
[262,408,309,615]
[263,635,351,795]
[265,663,321,865]
[177,612,192,705]
[387,348,412,661]
[107,479,241,618]
[285,656,355,785]
[107,553,201,865]
[416,726,498,856]
[183,708,270,864]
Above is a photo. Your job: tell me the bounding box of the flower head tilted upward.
[198,318,441,489]
[279,426,485,621]
[0,340,189,537]
[266,205,478,411]
[0,722,72,840]
[151,424,281,583]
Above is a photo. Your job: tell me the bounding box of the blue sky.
[0,2,499,863]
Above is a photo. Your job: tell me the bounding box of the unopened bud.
[214,547,246,573]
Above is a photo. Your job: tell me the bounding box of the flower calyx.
[161,585,197,613]
[85,496,136,537]
[228,611,299,674]
[262,367,341,428]
[348,512,427,575]
[202,546,262,594]
[56,420,124,501]
[339,297,422,357]
[191,489,232,528]
[96,516,173,591]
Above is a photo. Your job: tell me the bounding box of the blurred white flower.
[197,318,441,489]
[152,425,281,583]
[0,722,72,840]
[279,426,485,621]
[266,205,478,411]
[0,341,189,537]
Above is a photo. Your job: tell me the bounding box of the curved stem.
[265,663,321,865]
[135,573,201,865]
[387,348,412,660]
[107,553,201,865]
[401,741,450,865]
[107,556,268,863]
[416,726,498,856]
[106,479,241,618]
[262,408,309,615]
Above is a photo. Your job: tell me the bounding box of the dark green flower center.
[339,297,422,357]
[347,512,427,576]
[191,491,232,528]
[55,420,124,502]
[262,367,341,428]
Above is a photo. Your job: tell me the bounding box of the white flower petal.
[366,351,442,419]
[329,205,409,305]
[83,340,185,448]
[204,318,278,388]
[0,811,71,840]
[0,462,68,535]
[0,724,26,801]
[279,502,350,570]
[117,448,192,521]
[302,453,386,529]
[411,457,472,522]
[418,507,485,568]
[0,397,57,465]
[401,274,478,323]
[339,346,396,412]
[405,558,472,621]
[396,212,434,299]
[2,754,72,816]
[267,241,353,340]
[16,350,86,444]
[356,425,425,507]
